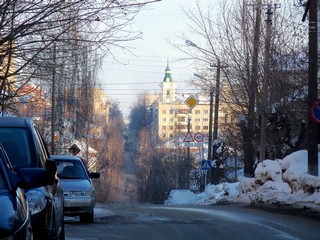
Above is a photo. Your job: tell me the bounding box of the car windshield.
[56,160,87,179]
[0,128,33,168]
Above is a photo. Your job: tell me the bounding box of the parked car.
[0,143,50,239]
[0,117,64,240]
[52,155,100,223]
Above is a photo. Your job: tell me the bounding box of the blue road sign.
[201,160,212,170]
[310,99,320,124]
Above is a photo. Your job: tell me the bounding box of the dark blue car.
[0,144,50,239]
[0,117,64,239]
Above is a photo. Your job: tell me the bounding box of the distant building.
[152,62,228,144]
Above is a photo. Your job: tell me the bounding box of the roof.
[51,155,82,161]
[163,61,173,83]
[0,117,33,127]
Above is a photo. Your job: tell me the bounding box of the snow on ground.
[164,150,320,212]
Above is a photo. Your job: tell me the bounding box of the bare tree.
[173,0,308,177]
[0,0,161,114]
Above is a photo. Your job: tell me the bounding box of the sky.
[98,0,213,119]
[164,150,320,213]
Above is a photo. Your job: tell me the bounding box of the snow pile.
[165,150,320,212]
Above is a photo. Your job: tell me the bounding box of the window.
[170,118,174,122]
[169,126,173,130]
[169,134,173,138]
[195,110,200,114]
[178,117,186,122]
[0,128,33,168]
[195,126,200,130]
[203,118,209,122]
[162,110,166,114]
[203,110,209,114]
[195,118,200,122]
[162,126,166,130]
[163,118,166,122]
[203,126,209,130]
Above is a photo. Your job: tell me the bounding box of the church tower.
[160,60,176,103]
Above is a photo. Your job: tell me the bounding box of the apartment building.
[154,62,219,143]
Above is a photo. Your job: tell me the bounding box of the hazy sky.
[98,0,212,119]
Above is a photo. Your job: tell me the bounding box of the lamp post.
[210,60,221,141]
[194,73,214,162]
[187,39,228,184]
[186,114,191,189]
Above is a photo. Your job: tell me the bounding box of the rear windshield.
[0,128,33,168]
[55,160,87,179]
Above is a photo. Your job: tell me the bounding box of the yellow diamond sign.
[185,95,199,109]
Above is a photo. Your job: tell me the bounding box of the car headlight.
[25,189,47,215]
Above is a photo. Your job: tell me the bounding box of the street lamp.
[193,73,214,161]
[187,39,228,184]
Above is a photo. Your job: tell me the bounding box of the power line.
[96,81,193,85]
[100,67,191,75]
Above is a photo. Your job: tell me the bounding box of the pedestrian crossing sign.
[201,160,212,170]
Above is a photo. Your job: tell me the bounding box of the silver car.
[52,155,100,223]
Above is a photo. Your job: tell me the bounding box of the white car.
[52,155,100,223]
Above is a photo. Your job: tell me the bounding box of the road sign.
[194,132,204,142]
[310,99,320,124]
[201,160,212,170]
[194,142,203,148]
[184,142,194,147]
[183,132,194,142]
[185,95,199,110]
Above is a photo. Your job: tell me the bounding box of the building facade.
[155,63,218,144]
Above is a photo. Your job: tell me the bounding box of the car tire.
[59,221,65,240]
[50,210,65,240]
[80,210,94,223]
[50,210,57,240]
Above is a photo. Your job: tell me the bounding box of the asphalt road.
[65,203,320,240]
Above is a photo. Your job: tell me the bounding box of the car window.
[0,155,9,193]
[56,160,87,179]
[0,128,33,168]
[33,126,49,168]
[0,172,7,193]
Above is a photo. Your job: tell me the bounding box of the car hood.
[0,193,25,237]
[60,179,93,191]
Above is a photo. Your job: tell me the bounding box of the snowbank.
[165,150,320,212]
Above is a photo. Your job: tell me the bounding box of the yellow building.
[92,87,110,125]
[155,63,216,143]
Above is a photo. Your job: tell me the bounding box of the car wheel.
[33,206,53,240]
[80,210,94,223]
[59,217,65,240]
[50,211,57,240]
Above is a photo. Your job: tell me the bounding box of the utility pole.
[259,3,280,161]
[244,0,262,177]
[307,0,319,176]
[208,82,214,161]
[51,42,56,154]
[209,60,228,184]
[212,59,221,142]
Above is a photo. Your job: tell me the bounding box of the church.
[152,62,214,144]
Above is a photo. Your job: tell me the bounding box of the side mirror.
[45,158,57,184]
[88,172,100,179]
[16,168,50,189]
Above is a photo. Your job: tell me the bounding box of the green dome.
[163,62,173,82]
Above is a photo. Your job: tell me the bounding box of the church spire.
[163,59,173,83]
